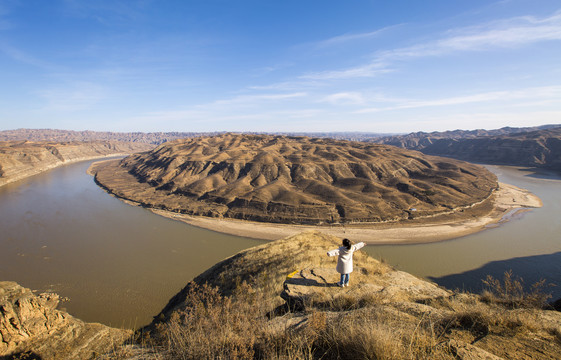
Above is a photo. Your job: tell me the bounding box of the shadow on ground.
[429,251,561,302]
[0,352,42,360]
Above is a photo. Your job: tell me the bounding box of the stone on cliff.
[280,267,451,310]
[0,281,131,360]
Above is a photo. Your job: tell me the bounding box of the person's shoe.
[344,283,349,287]
[337,282,344,287]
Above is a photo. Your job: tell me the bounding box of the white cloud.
[210,92,308,106]
[301,10,561,81]
[301,62,392,80]
[355,86,561,113]
[383,11,561,59]
[321,92,365,105]
[313,25,402,48]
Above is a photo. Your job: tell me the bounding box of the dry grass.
[481,270,553,309]
[137,277,561,360]
[145,280,460,360]
[125,234,560,360]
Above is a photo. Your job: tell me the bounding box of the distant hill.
[92,133,497,225]
[374,125,561,171]
[0,128,218,145]
[0,129,390,144]
[0,140,153,187]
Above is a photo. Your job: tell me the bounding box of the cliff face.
[0,281,131,360]
[93,134,498,224]
[375,126,561,171]
[0,140,153,187]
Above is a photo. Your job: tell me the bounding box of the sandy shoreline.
[144,182,541,245]
[87,160,542,244]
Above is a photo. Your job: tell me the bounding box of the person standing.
[327,238,365,287]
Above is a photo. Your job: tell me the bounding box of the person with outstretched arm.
[327,238,365,287]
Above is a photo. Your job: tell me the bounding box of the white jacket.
[327,242,365,274]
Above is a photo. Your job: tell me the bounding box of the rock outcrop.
[0,281,131,359]
[0,140,153,187]
[93,134,498,225]
[281,267,451,310]
[139,231,561,359]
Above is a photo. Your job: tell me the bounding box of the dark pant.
[340,273,349,285]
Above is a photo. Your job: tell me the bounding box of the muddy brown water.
[1,161,560,328]
[0,159,262,328]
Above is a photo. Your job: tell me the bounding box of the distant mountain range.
[372,125,561,171]
[3,125,561,171]
[0,128,217,144]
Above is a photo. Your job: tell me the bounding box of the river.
[1,161,560,328]
[0,159,262,328]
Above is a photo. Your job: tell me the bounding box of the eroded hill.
[375,126,561,171]
[0,140,153,187]
[93,134,498,224]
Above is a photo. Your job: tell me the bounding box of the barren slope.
[94,134,497,225]
[375,126,561,171]
[0,140,153,187]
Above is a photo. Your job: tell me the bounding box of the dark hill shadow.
[429,252,561,302]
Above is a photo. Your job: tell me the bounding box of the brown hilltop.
[93,134,498,224]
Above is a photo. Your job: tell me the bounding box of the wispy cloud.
[321,92,365,105]
[37,82,106,111]
[0,42,57,69]
[301,10,561,80]
[313,25,402,48]
[355,86,561,113]
[381,11,561,59]
[62,0,147,25]
[0,0,20,31]
[300,62,392,80]
[211,92,308,106]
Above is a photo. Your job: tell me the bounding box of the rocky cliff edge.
[0,281,131,359]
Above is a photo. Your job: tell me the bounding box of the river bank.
[149,182,541,244]
[0,140,152,187]
[89,160,542,244]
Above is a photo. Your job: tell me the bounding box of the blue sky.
[1,0,560,133]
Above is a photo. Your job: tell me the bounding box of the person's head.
[342,238,351,250]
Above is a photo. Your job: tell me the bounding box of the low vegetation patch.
[481,270,553,309]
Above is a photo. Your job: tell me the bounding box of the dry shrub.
[481,270,553,309]
[437,310,491,339]
[309,307,454,360]
[154,282,264,360]
[147,280,458,360]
